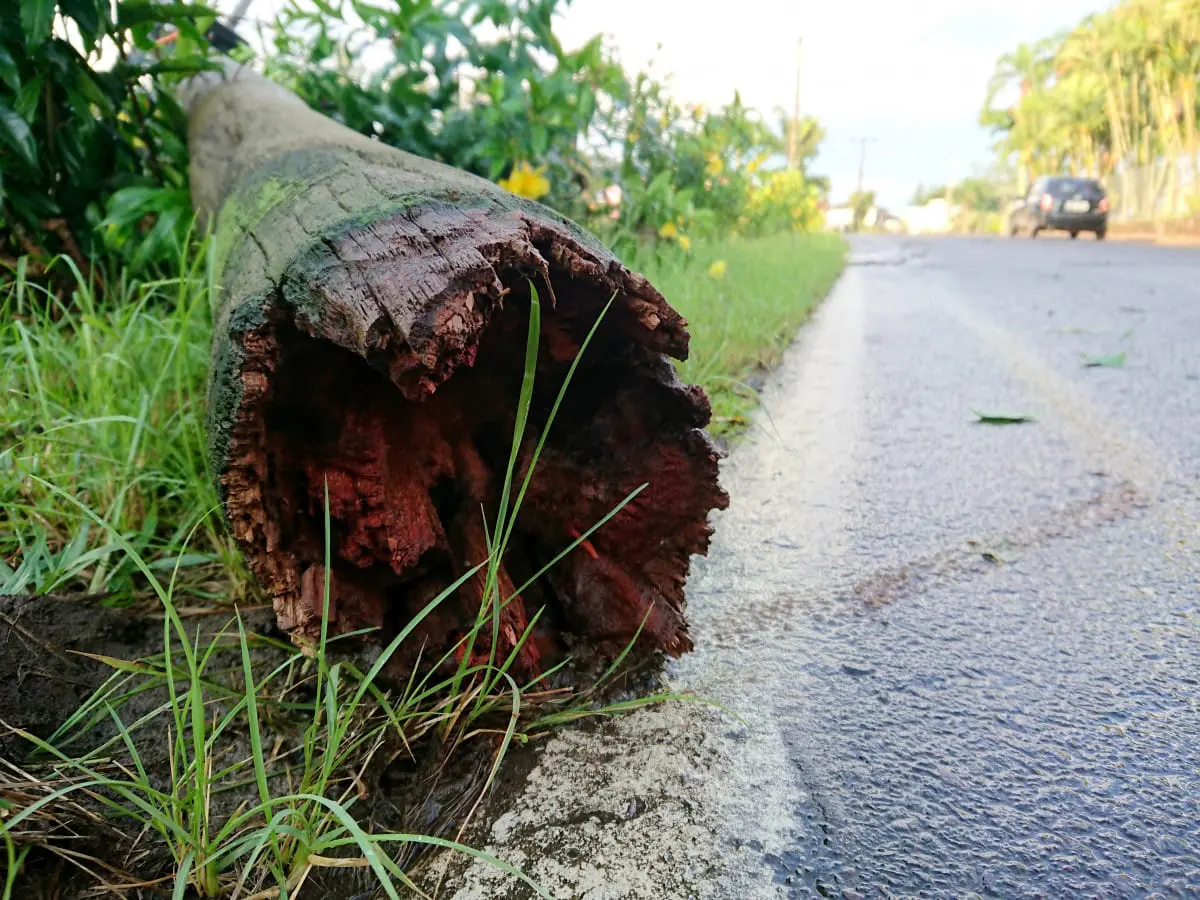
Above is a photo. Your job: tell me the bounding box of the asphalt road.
[451,235,1200,899]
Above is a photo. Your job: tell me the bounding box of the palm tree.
[985,0,1200,220]
[980,37,1060,188]
[985,38,1058,105]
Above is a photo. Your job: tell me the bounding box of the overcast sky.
[229,0,1110,207]
[555,0,1110,206]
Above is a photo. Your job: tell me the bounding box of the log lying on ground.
[183,64,728,678]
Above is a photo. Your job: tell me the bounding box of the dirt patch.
[0,594,178,897]
[0,594,163,761]
[0,595,289,895]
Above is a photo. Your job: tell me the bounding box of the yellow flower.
[658,221,678,239]
[498,162,550,200]
[708,260,727,279]
[704,153,723,177]
[678,235,692,251]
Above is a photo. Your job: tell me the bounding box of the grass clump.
[631,231,847,433]
[2,480,554,898]
[0,254,243,605]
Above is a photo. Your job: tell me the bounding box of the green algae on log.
[184,64,728,677]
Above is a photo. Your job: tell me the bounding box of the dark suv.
[1009,176,1109,240]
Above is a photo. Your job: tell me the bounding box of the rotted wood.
[182,63,728,677]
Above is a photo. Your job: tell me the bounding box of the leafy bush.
[253,2,833,252]
[594,72,827,253]
[1,0,833,302]
[264,0,627,219]
[0,0,226,285]
[743,168,825,236]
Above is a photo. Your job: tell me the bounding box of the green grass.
[4,487,551,899]
[630,231,848,433]
[0,233,845,895]
[0,254,243,605]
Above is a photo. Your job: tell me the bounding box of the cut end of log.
[216,205,728,678]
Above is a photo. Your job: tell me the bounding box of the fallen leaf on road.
[972,410,1036,425]
[1084,351,1127,368]
[981,550,1019,565]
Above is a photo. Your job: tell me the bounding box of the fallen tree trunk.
[183,64,727,678]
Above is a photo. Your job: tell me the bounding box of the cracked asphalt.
[446,235,1200,899]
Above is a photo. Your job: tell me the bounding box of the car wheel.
[1070,231,1079,239]
[1095,229,1106,241]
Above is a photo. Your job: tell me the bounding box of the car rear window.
[1046,177,1104,197]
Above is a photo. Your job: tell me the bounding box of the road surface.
[449,235,1200,899]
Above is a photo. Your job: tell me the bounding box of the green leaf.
[16,74,44,121]
[101,185,188,229]
[972,410,1036,425]
[0,101,38,170]
[59,0,106,43]
[1083,351,1126,368]
[20,0,57,47]
[0,46,20,94]
[116,2,220,27]
[130,205,186,270]
[54,119,98,185]
[531,121,548,156]
[148,553,214,571]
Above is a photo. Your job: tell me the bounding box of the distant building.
[825,206,855,232]
[898,198,960,234]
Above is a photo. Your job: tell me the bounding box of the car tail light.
[1039,193,1053,212]
[1099,197,1110,212]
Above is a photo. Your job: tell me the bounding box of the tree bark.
[182,64,728,677]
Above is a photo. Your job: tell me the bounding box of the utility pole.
[787,38,802,169]
[849,137,878,232]
[852,136,878,196]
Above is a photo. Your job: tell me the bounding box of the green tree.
[910,184,947,205]
[982,0,1200,220]
[0,0,224,282]
[849,189,876,230]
